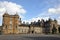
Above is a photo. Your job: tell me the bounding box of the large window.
[10,18,12,24]
[9,18,12,29]
[9,24,12,29]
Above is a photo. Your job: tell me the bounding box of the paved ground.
[0,34,60,40]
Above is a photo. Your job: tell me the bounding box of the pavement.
[0,34,60,40]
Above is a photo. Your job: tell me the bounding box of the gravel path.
[0,34,60,40]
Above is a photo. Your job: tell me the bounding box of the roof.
[19,24,30,27]
[3,13,19,18]
[3,12,9,17]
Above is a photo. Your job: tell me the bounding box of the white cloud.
[23,17,49,24]
[57,17,60,25]
[0,1,26,25]
[0,8,5,12]
[0,1,26,16]
[48,8,56,13]
[30,17,49,22]
[57,20,60,25]
[48,7,60,14]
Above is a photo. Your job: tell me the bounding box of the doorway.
[52,27,57,34]
[32,31,34,33]
[58,27,60,33]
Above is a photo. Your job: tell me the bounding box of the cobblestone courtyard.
[0,34,60,40]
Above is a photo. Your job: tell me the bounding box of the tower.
[2,12,20,34]
[2,12,10,34]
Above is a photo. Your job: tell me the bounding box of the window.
[10,18,12,21]
[6,25,7,28]
[10,21,12,24]
[9,24,12,29]
[10,18,12,24]
[16,25,17,29]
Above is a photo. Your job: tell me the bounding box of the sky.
[0,0,60,25]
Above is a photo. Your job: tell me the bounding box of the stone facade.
[17,25,29,34]
[2,12,21,34]
[1,12,60,34]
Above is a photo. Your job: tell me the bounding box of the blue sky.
[0,0,60,25]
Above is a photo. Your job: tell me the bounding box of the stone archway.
[32,31,34,33]
[52,27,57,34]
[58,27,60,33]
[30,30,34,34]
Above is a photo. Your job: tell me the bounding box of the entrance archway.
[52,27,57,34]
[32,31,34,33]
[58,27,60,33]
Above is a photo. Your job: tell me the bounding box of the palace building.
[2,12,21,34]
[1,12,60,34]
